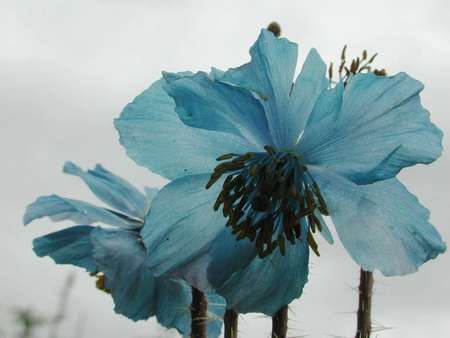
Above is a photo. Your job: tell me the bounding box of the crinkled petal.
[91,228,157,321]
[143,174,256,290]
[115,79,256,180]
[63,161,149,219]
[220,29,298,148]
[287,48,328,143]
[154,279,224,338]
[310,166,446,276]
[163,71,271,148]
[300,73,443,184]
[217,223,309,315]
[33,225,97,272]
[24,195,138,229]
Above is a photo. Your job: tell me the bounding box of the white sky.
[1,0,449,337]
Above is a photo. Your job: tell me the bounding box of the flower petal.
[24,195,137,229]
[33,225,97,272]
[304,82,344,128]
[154,279,225,338]
[91,228,157,321]
[217,225,309,315]
[142,174,256,290]
[63,162,149,219]
[316,212,334,244]
[300,73,443,184]
[310,166,446,276]
[115,79,255,180]
[287,48,328,144]
[163,71,271,148]
[219,29,298,148]
[144,187,159,204]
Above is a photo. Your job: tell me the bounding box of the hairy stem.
[224,309,238,338]
[190,287,207,338]
[355,269,374,338]
[272,305,288,338]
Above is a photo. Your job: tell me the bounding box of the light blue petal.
[300,73,443,184]
[220,29,298,148]
[206,228,257,289]
[154,279,224,338]
[143,174,256,290]
[287,48,328,144]
[163,71,272,148]
[33,225,97,272]
[217,223,309,316]
[304,82,344,128]
[64,161,149,219]
[24,195,137,229]
[91,228,157,321]
[205,292,226,338]
[24,195,97,225]
[144,187,159,204]
[310,166,446,276]
[154,278,190,336]
[313,211,334,245]
[115,79,256,180]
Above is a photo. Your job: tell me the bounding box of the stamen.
[207,146,329,258]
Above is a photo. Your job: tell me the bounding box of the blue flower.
[24,162,225,337]
[115,29,445,315]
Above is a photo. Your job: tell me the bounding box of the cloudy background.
[2,0,449,337]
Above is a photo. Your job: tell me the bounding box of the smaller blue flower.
[24,162,225,337]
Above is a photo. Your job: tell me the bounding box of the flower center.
[206,145,329,258]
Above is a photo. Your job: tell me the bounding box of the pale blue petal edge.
[300,73,443,184]
[143,174,256,291]
[24,195,137,229]
[163,71,272,148]
[310,166,446,276]
[115,79,256,180]
[217,223,310,315]
[63,161,149,219]
[33,225,97,272]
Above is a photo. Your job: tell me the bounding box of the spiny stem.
[271,305,288,338]
[190,287,207,338]
[355,269,374,338]
[224,309,238,338]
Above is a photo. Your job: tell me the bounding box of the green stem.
[355,269,374,338]
[190,287,207,338]
[224,309,238,338]
[271,305,288,338]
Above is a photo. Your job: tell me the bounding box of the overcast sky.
[1,0,450,337]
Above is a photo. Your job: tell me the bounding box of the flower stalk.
[190,287,208,338]
[224,309,238,338]
[271,305,288,338]
[355,269,374,338]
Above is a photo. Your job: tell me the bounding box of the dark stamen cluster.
[206,146,329,258]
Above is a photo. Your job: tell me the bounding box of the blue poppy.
[24,162,225,337]
[115,29,445,315]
